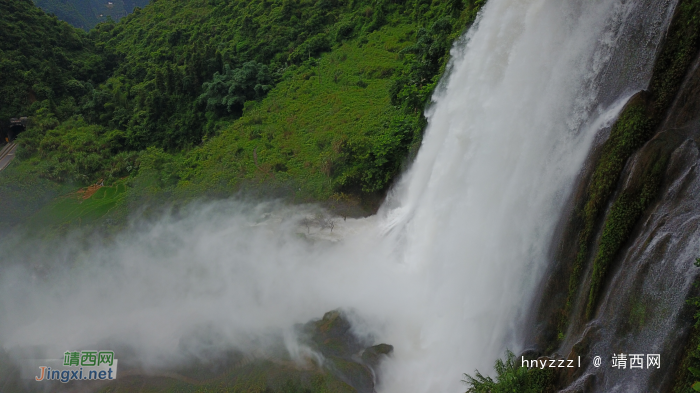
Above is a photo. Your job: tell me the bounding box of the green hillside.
[0,0,485,230]
[33,0,150,30]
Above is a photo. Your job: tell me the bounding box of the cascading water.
[0,0,680,392]
[376,0,676,390]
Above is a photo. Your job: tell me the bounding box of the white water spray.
[0,0,673,392]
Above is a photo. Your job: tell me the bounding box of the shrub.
[463,351,555,393]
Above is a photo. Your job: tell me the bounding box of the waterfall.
[0,0,679,392]
[376,0,675,390]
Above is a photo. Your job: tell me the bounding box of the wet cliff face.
[523,1,700,391]
[563,77,700,391]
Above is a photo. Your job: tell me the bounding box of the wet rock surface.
[525,20,700,393]
[298,310,393,393]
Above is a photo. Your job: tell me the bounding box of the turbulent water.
[0,0,679,392]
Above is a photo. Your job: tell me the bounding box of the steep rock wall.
[523,0,700,391]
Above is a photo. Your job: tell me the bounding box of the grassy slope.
[175,26,412,202]
[27,180,127,228]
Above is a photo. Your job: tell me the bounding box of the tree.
[198,61,273,118]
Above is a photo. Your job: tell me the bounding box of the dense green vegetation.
[33,0,150,30]
[0,0,486,230]
[559,0,700,336]
[0,0,111,125]
[462,351,555,393]
[77,0,483,178]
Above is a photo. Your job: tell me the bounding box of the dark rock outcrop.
[298,310,393,393]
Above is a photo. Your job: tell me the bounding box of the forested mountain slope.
[0,0,110,123]
[0,0,485,229]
